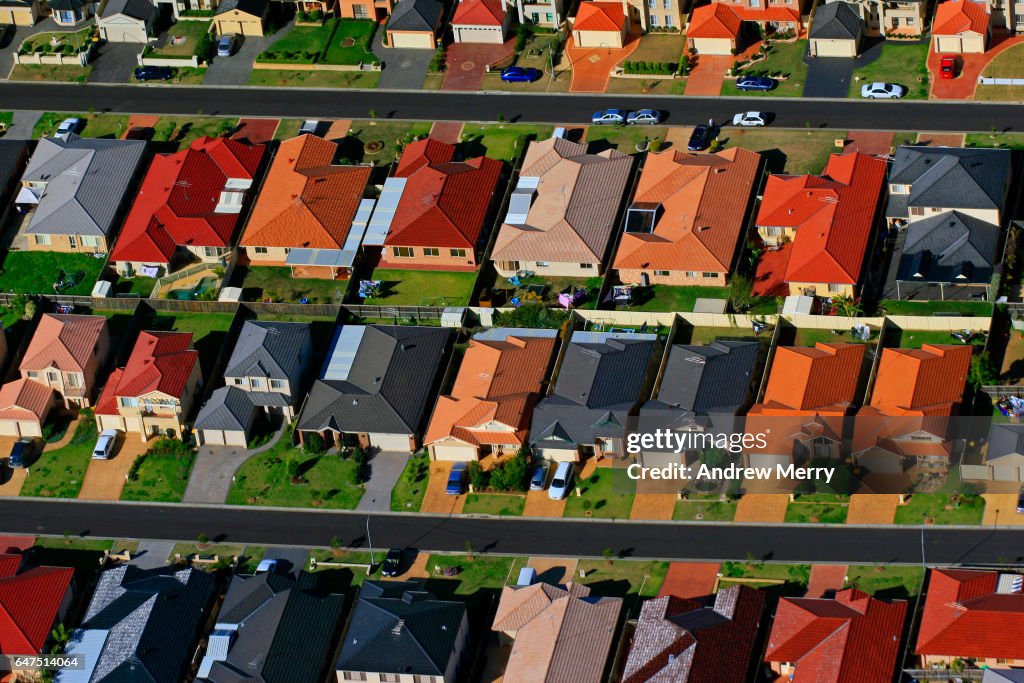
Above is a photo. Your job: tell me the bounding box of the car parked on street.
[548,461,574,500]
[93,429,120,460]
[217,34,237,57]
[687,123,716,151]
[732,111,768,127]
[446,462,467,495]
[500,66,542,83]
[591,109,627,125]
[735,76,775,92]
[134,65,174,81]
[626,109,661,125]
[860,82,905,99]
[54,117,81,141]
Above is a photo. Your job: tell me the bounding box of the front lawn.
[673,496,737,521]
[880,299,993,317]
[719,561,811,586]
[425,554,524,594]
[624,33,684,64]
[784,501,849,524]
[364,268,479,306]
[629,285,729,313]
[20,419,97,499]
[585,125,668,154]
[343,119,433,165]
[248,69,379,89]
[32,112,131,139]
[563,467,636,520]
[845,564,925,598]
[966,132,1024,150]
[463,493,525,516]
[120,440,196,503]
[459,123,554,163]
[577,559,668,598]
[719,129,847,175]
[19,26,94,54]
[146,20,212,59]
[323,19,378,65]
[722,40,808,97]
[391,451,428,512]
[894,492,984,525]
[9,64,92,83]
[0,251,103,296]
[150,116,239,149]
[849,42,929,99]
[259,20,336,63]
[239,266,349,304]
[976,42,1024,101]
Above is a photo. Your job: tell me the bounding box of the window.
[203,247,218,258]
[665,14,674,25]
[650,14,659,25]
[450,248,467,258]
[906,16,914,25]
[67,373,82,388]
[26,371,38,379]
[647,0,655,8]
[233,378,245,386]
[270,379,285,390]
[342,673,366,682]
[827,283,843,293]
[380,676,399,683]
[910,207,924,216]
[393,246,414,258]
[702,272,717,279]
[423,247,439,257]
[764,226,784,237]
[580,263,594,269]
[545,12,553,21]
[531,11,539,21]
[254,246,269,255]
[654,270,670,276]
[82,235,99,248]
[536,261,549,268]
[890,184,908,194]
[685,271,697,278]
[891,17,900,26]
[251,378,264,389]
[352,3,368,17]
[663,0,671,8]
[34,234,51,246]
[1016,12,1024,25]
[498,260,520,272]
[120,397,138,408]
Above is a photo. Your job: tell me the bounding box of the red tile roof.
[95,331,198,415]
[20,314,106,374]
[452,0,506,26]
[756,153,887,286]
[0,379,53,423]
[0,553,73,655]
[687,2,743,39]
[869,344,971,414]
[933,0,989,35]
[387,138,503,250]
[756,343,865,414]
[111,137,265,264]
[765,588,908,683]
[733,4,801,23]
[916,569,1024,661]
[573,1,626,31]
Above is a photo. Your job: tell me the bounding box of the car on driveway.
[54,117,81,141]
[860,82,905,99]
[735,76,775,92]
[732,111,768,127]
[627,109,661,125]
[446,462,467,495]
[500,66,542,83]
[548,461,574,500]
[134,65,174,81]
[530,464,548,491]
[381,548,403,576]
[93,429,120,460]
[940,55,957,79]
[217,34,237,57]
[8,439,35,469]
[255,558,279,574]
[592,109,627,125]
[687,123,716,151]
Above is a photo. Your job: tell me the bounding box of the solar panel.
[364,177,406,246]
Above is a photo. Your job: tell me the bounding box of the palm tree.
[832,294,862,317]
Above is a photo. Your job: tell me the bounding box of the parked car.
[1017,487,1024,513]
[298,120,320,135]
[133,65,174,81]
[735,76,775,92]
[940,55,957,79]
[591,109,627,125]
[8,439,35,469]
[446,462,467,495]
[217,34,237,57]
[381,548,403,577]
[255,558,279,574]
[500,66,542,83]
[548,462,574,500]
[626,109,662,125]
[860,82,905,99]
[687,124,715,151]
[530,464,548,491]
[54,117,82,141]
[732,111,767,127]
[93,429,120,460]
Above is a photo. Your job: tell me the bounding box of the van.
[548,461,574,500]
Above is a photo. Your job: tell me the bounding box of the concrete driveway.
[78,435,150,500]
[204,22,292,86]
[804,39,883,99]
[356,450,408,512]
[0,18,58,78]
[372,30,432,90]
[261,546,309,574]
[88,42,140,83]
[183,424,286,503]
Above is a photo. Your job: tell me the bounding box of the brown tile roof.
[0,379,53,423]
[20,314,106,374]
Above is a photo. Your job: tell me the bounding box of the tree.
[968,352,997,389]
[303,432,324,455]
[728,274,759,313]
[489,452,530,492]
[22,298,35,320]
[197,533,209,547]
[51,623,71,647]
[831,294,861,317]
[468,461,490,490]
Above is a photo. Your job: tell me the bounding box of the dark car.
[687,124,715,151]
[446,462,467,495]
[8,439,34,469]
[530,465,548,491]
[381,548,403,576]
[134,65,174,81]
[735,76,775,92]
[1017,487,1024,514]
[501,66,542,83]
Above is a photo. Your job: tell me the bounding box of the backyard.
[120,440,196,503]
[20,419,97,499]
[493,274,603,310]
[679,325,767,345]
[891,328,986,349]
[880,299,993,317]
[364,268,479,307]
[563,466,636,519]
[459,123,554,163]
[848,42,929,99]
[629,285,730,313]
[792,327,877,347]
[722,40,808,98]
[0,251,104,296]
[238,266,349,304]
[145,311,235,377]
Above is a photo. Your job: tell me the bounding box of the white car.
[732,111,767,127]
[860,82,905,99]
[255,558,279,574]
[92,429,120,460]
[548,461,574,500]
[54,117,82,141]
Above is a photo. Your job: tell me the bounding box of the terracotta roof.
[869,344,971,414]
[20,314,106,374]
[0,379,54,422]
[573,1,626,31]
[756,153,887,286]
[240,135,371,250]
[755,343,865,414]
[111,137,265,264]
[916,569,1024,660]
[687,2,743,39]
[387,138,504,250]
[933,0,989,35]
[94,331,199,414]
[424,334,557,447]
[733,4,801,23]
[613,148,761,274]
[452,0,505,26]
[0,554,73,655]
[765,588,908,683]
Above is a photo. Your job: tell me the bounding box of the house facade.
[97,0,157,42]
[19,314,110,409]
[451,0,512,41]
[932,0,990,52]
[385,0,444,47]
[808,1,864,56]
[0,0,42,26]
[212,0,268,35]
[571,1,628,47]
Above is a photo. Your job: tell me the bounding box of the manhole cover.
[461,60,475,71]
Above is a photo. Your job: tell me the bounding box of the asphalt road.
[5,498,1024,564]
[3,82,1024,132]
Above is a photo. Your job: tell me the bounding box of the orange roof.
[20,314,106,374]
[95,331,199,415]
[756,343,865,414]
[452,0,506,26]
[425,333,557,448]
[0,379,53,423]
[613,147,761,274]
[688,2,743,39]
[241,135,372,251]
[573,1,626,31]
[733,4,800,23]
[756,152,887,286]
[933,0,989,36]
[869,344,972,415]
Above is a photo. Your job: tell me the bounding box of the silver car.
[217,34,237,57]
[54,117,82,141]
[860,82,905,99]
[591,109,627,125]
[627,109,661,125]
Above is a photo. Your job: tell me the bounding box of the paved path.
[630,493,675,520]
[372,30,432,90]
[806,563,848,598]
[685,55,732,97]
[917,132,965,146]
[527,556,577,583]
[130,539,175,569]
[204,22,292,86]
[6,110,41,139]
[232,117,279,144]
[182,423,286,504]
[355,450,408,512]
[429,121,462,144]
[847,494,899,525]
[735,493,789,523]
[262,545,309,574]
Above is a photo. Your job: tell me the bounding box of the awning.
[285,248,354,268]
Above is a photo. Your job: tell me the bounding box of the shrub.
[514,23,530,52]
[493,302,569,329]
[488,453,529,492]
[304,432,325,454]
[70,411,98,445]
[468,461,490,490]
[127,455,145,482]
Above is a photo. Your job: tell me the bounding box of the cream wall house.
[20,315,110,409]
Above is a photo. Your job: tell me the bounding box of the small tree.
[22,299,36,321]
[303,432,325,455]
[468,461,490,490]
[197,532,209,548]
[728,274,759,313]
[968,352,997,389]
[602,548,615,565]
[464,541,475,560]
[831,294,861,317]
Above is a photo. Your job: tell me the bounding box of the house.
[425,327,559,461]
[687,0,804,50]
[296,325,451,452]
[984,671,1024,683]
[612,147,762,288]
[0,379,54,438]
[451,0,512,42]
[94,331,202,442]
[809,1,864,56]
[375,138,503,271]
[853,344,972,473]
[19,314,110,409]
[0,552,74,660]
[886,146,1012,229]
[336,580,469,683]
[828,0,926,37]
[745,343,865,468]
[932,0,989,53]
[983,423,1024,481]
[492,581,622,683]
[491,136,633,278]
[193,386,260,448]
[916,568,1024,669]
[14,136,147,254]
[0,0,42,26]
[110,136,265,278]
[511,0,564,26]
[620,585,765,683]
[571,2,628,48]
[755,152,887,298]
[49,0,92,24]
[239,135,374,280]
[197,570,345,682]
[686,2,743,53]
[57,565,216,683]
[764,588,908,683]
[98,0,157,42]
[530,331,658,462]
[385,0,444,48]
[213,0,268,35]
[339,0,395,21]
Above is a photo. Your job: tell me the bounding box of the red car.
[940,55,957,79]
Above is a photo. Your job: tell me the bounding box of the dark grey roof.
[21,136,147,238]
[49,0,88,9]
[889,147,1012,218]
[101,0,156,20]
[215,0,267,16]
[531,332,657,447]
[386,0,443,32]
[337,580,466,677]
[810,1,863,40]
[986,423,1024,464]
[896,210,1000,284]
[194,386,259,432]
[984,669,1024,683]
[0,140,27,201]
[224,321,312,390]
[297,326,451,436]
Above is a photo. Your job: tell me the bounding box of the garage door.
[201,429,225,446]
[218,20,244,35]
[371,433,414,452]
[431,443,479,461]
[0,421,18,437]
[812,39,856,57]
[533,447,578,463]
[692,37,733,55]
[389,31,434,49]
[573,30,621,49]
[455,26,504,44]
[18,421,40,438]
[935,35,962,53]
[225,430,247,448]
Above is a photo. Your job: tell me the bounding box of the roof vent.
[352,399,359,405]
[392,619,405,635]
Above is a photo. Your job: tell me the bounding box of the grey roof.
[337,580,466,677]
[984,669,1024,683]
[896,210,1000,284]
[986,423,1024,464]
[224,321,312,390]
[48,0,87,9]
[888,147,1012,218]
[215,0,267,16]
[531,332,657,447]
[62,565,215,683]
[101,0,156,20]
[386,0,443,32]
[297,325,451,436]
[0,140,27,196]
[811,1,863,40]
[21,136,147,238]
[194,386,259,433]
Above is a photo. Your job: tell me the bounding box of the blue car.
[446,462,467,495]
[735,76,776,92]
[500,67,542,83]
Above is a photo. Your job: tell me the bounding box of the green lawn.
[120,443,196,503]
[248,69,380,89]
[793,327,876,347]
[323,19,379,65]
[966,132,1024,149]
[563,467,636,519]
[719,561,811,585]
[722,40,808,97]
[463,493,525,516]
[459,123,554,163]
[845,565,925,598]
[274,118,304,140]
[849,42,929,99]
[499,274,603,310]
[577,559,669,598]
[32,112,131,139]
[681,325,766,345]
[344,120,433,165]
[425,554,524,594]
[975,42,1024,101]
[880,299,994,317]
[784,501,849,524]
[673,497,737,521]
[150,116,239,149]
[720,129,847,175]
[391,451,428,512]
[629,285,729,313]
[0,112,12,128]
[20,26,94,53]
[20,419,97,499]
[9,64,91,83]
[147,20,211,58]
[892,329,986,349]
[239,266,349,304]
[365,268,479,306]
[894,493,984,525]
[34,536,114,552]
[585,125,668,153]
[260,20,336,62]
[0,251,104,296]
[111,276,157,297]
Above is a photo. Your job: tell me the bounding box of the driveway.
[130,540,175,569]
[356,450,408,512]
[372,30,433,90]
[261,546,309,574]
[182,424,286,503]
[78,436,150,500]
[804,39,883,99]
[204,22,292,86]
[4,111,41,139]
[659,562,720,600]
[565,34,638,93]
[442,40,514,91]
[929,34,1024,99]
[684,54,733,96]
[88,42,140,84]
[0,18,58,79]
[419,461,465,514]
